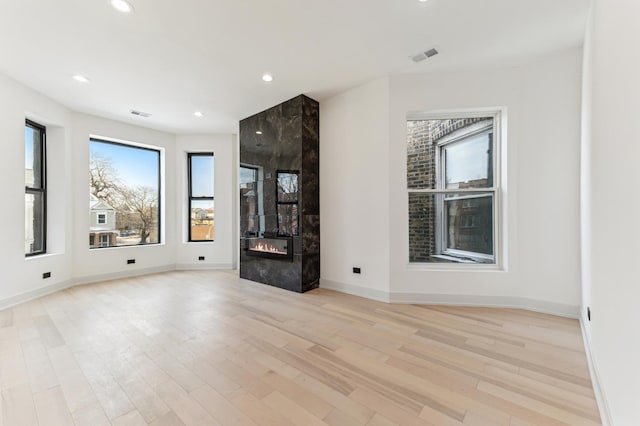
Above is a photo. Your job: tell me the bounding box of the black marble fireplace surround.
[239,95,320,293]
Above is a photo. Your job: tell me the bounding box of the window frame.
[89,137,163,249]
[97,213,107,225]
[187,152,215,243]
[99,234,110,248]
[407,110,503,266]
[240,165,261,238]
[25,119,47,257]
[275,170,299,237]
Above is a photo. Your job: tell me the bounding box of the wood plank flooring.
[0,270,601,425]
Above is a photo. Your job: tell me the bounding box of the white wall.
[0,73,73,308]
[70,113,178,282]
[389,49,583,315]
[321,49,584,316]
[319,78,391,299]
[175,134,237,270]
[581,0,640,424]
[0,70,239,308]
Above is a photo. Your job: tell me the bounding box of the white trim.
[175,263,233,270]
[319,279,578,318]
[0,279,74,311]
[579,318,613,426]
[320,279,389,303]
[407,109,504,268]
[71,264,175,286]
[0,264,240,311]
[389,292,579,318]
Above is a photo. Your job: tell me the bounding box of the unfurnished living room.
[0,0,638,425]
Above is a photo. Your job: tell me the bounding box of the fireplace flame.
[250,241,287,255]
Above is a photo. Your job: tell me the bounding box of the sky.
[90,139,159,189]
[190,155,214,197]
[25,126,34,169]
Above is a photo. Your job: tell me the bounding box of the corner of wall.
[579,317,613,426]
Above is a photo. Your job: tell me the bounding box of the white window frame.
[99,234,109,247]
[407,110,503,267]
[97,213,107,225]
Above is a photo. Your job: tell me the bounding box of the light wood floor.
[0,270,600,426]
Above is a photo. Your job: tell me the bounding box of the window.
[25,120,46,256]
[276,171,299,237]
[89,138,161,248]
[407,113,500,264]
[240,166,260,238]
[188,153,214,242]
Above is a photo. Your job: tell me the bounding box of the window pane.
[25,192,45,254]
[408,193,438,262]
[277,172,298,202]
[190,155,214,197]
[25,125,44,188]
[277,204,298,236]
[444,194,493,255]
[407,121,437,190]
[190,199,214,241]
[444,131,492,189]
[240,166,257,188]
[90,139,161,248]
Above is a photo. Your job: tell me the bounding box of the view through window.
[89,138,161,248]
[188,153,214,242]
[407,114,499,264]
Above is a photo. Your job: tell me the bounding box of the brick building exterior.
[407,117,485,262]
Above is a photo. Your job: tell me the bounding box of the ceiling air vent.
[411,48,439,63]
[130,110,152,118]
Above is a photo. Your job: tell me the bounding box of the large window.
[407,113,500,264]
[89,138,161,248]
[188,153,214,242]
[25,120,46,256]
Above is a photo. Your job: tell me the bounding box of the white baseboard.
[320,279,579,318]
[175,263,233,270]
[0,264,239,311]
[389,292,580,318]
[580,318,613,426]
[0,279,74,311]
[71,264,176,286]
[320,279,390,303]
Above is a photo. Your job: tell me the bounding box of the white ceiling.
[0,0,590,134]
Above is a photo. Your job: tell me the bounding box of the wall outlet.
[353,267,361,274]
[198,256,205,261]
[42,272,51,279]
[587,306,591,321]
[127,259,136,265]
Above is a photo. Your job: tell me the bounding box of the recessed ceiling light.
[262,74,274,82]
[194,111,204,118]
[73,74,90,83]
[418,0,429,2]
[111,0,133,13]
[256,131,263,135]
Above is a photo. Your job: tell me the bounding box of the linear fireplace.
[245,237,293,261]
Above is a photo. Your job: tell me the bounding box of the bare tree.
[119,186,158,244]
[89,153,122,207]
[89,155,158,245]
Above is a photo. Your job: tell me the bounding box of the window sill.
[406,261,504,272]
[25,252,64,261]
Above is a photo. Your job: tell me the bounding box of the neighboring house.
[89,194,118,248]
